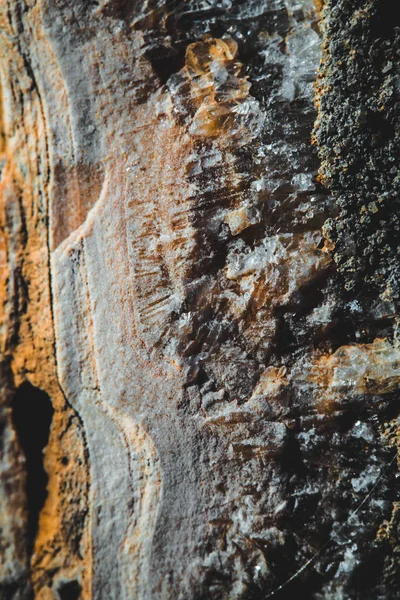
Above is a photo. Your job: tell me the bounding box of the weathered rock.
[0,1,399,599]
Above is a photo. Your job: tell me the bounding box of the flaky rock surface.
[0,1,399,599]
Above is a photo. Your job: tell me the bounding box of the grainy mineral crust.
[0,1,399,599]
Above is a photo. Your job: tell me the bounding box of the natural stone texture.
[0,1,399,599]
[315,0,400,300]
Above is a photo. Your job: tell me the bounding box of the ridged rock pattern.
[0,1,399,599]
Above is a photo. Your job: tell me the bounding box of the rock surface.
[0,0,399,598]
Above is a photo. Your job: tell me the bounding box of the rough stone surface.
[0,1,399,599]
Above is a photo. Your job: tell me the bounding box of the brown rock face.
[0,1,399,599]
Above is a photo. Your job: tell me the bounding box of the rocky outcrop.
[0,1,399,598]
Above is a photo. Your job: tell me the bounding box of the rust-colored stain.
[0,2,92,596]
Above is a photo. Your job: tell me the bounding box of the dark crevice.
[11,381,54,555]
[145,44,186,84]
[57,580,82,600]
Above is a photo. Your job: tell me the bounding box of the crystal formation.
[0,1,399,599]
